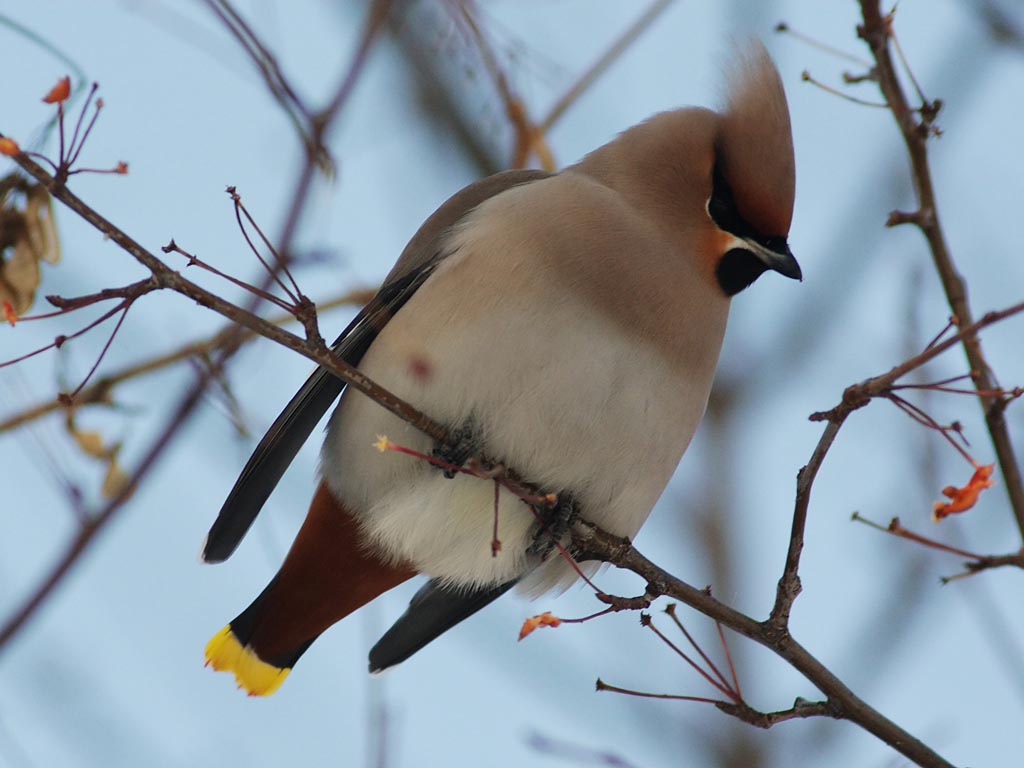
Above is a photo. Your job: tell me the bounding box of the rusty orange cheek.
[697,227,739,281]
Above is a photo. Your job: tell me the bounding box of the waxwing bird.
[203,41,800,696]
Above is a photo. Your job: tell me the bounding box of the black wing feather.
[202,267,436,563]
[368,578,517,673]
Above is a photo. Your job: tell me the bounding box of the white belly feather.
[322,182,726,593]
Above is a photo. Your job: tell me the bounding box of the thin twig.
[801,70,889,108]
[1,299,132,369]
[203,0,316,159]
[851,512,982,559]
[851,512,1024,579]
[775,21,872,67]
[771,417,845,627]
[641,613,738,700]
[0,288,373,433]
[64,302,131,401]
[540,0,675,132]
[663,603,736,696]
[574,521,956,768]
[886,393,974,463]
[162,238,294,313]
[715,620,742,700]
[808,300,1024,424]
[595,679,720,705]
[228,188,302,303]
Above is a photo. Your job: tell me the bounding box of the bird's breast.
[322,189,726,592]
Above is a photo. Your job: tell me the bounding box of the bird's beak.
[745,237,802,281]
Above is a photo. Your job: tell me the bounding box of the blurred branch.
[527,731,640,768]
[203,0,317,161]
[0,287,374,434]
[971,0,1024,52]
[0,335,243,650]
[539,0,675,132]
[269,0,392,250]
[398,0,672,173]
[857,0,1024,540]
[442,0,555,169]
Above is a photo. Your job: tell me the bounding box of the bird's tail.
[204,482,415,696]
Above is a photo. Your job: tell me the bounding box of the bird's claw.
[432,422,479,478]
[528,491,579,558]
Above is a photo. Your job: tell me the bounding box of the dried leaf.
[933,463,995,521]
[42,76,71,104]
[72,428,106,458]
[518,611,561,641]
[66,412,131,499]
[0,180,61,314]
[101,454,132,500]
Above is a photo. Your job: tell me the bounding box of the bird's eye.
[706,162,758,241]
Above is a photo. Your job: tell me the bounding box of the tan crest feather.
[718,40,795,237]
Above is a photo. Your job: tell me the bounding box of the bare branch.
[857,0,1024,539]
[574,522,957,768]
[5,149,448,444]
[716,698,843,729]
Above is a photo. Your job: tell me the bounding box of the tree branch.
[3,150,448,444]
[574,522,956,768]
[857,0,1024,539]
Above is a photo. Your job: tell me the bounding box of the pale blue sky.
[2,2,1023,766]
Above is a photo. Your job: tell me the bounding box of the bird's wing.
[201,269,432,564]
[368,577,518,673]
[202,169,554,564]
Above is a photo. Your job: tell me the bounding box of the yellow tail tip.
[204,625,290,696]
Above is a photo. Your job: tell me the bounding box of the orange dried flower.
[0,137,20,156]
[518,611,561,641]
[114,161,128,174]
[3,300,17,326]
[42,76,71,104]
[933,463,995,521]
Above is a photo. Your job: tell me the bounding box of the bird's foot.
[528,491,579,558]
[432,422,480,479]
